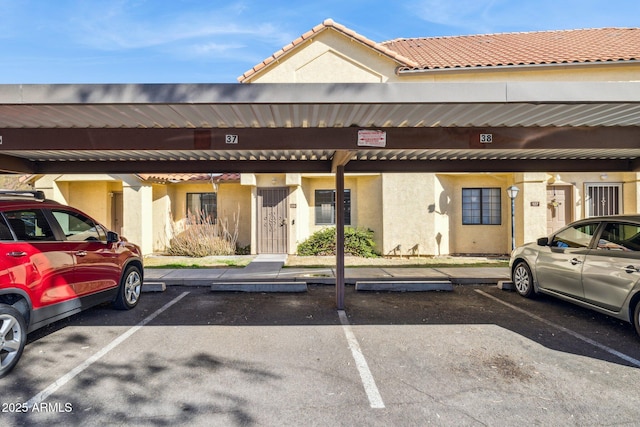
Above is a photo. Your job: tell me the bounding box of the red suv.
[0,191,143,377]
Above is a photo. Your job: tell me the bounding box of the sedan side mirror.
[107,231,120,243]
[537,237,549,246]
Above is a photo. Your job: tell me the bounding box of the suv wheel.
[114,266,142,310]
[0,304,27,378]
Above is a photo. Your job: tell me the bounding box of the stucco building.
[28,20,640,256]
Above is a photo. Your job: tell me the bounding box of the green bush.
[297,227,379,258]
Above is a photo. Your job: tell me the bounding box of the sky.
[1,0,638,84]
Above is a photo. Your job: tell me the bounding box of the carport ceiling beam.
[0,154,37,174]
[1,127,640,151]
[331,150,357,173]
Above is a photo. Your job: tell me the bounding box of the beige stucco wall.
[152,184,170,252]
[380,173,436,256]
[513,173,548,247]
[624,173,640,213]
[249,31,398,83]
[122,181,153,254]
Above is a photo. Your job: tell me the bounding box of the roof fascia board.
[506,81,640,103]
[397,60,640,75]
[2,82,639,106]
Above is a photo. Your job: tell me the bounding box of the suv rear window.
[4,210,56,241]
[0,216,13,240]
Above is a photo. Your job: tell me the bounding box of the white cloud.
[63,1,289,54]
[409,0,500,32]
[409,0,640,34]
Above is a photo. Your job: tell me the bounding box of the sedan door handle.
[7,251,27,257]
[624,265,640,274]
[570,258,583,265]
[75,250,88,257]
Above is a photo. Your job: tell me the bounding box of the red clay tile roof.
[238,21,640,81]
[136,173,240,183]
[384,27,640,72]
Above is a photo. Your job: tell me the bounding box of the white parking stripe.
[338,310,385,409]
[476,289,640,368]
[26,291,190,408]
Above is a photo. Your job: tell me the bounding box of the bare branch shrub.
[167,205,240,257]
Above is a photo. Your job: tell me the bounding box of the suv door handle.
[624,265,640,273]
[570,258,583,265]
[7,251,27,257]
[76,251,88,257]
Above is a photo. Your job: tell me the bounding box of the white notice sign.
[357,130,386,147]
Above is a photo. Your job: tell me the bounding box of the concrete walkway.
[143,255,511,289]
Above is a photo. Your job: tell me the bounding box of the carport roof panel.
[0,82,639,128]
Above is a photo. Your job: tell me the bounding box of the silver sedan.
[510,215,640,336]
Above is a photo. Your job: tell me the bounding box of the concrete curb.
[211,282,308,292]
[355,280,453,292]
[142,282,167,292]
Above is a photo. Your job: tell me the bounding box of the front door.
[257,188,288,254]
[547,185,572,235]
[111,192,123,236]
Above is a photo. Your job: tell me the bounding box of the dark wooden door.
[257,188,288,253]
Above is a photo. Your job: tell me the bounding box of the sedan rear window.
[598,222,640,251]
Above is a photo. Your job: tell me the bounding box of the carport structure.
[1,81,640,308]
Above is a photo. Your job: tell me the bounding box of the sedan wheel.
[634,303,640,338]
[513,261,536,298]
[0,304,27,378]
[114,266,142,310]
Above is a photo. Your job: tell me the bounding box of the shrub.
[297,227,379,258]
[167,224,235,257]
[167,208,239,257]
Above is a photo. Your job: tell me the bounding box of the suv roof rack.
[0,190,46,201]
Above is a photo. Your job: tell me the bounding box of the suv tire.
[113,265,142,310]
[0,304,27,378]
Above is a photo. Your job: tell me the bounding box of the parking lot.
[2,283,640,426]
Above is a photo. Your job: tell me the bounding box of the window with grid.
[585,183,622,217]
[315,189,351,225]
[186,193,217,224]
[462,188,501,225]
